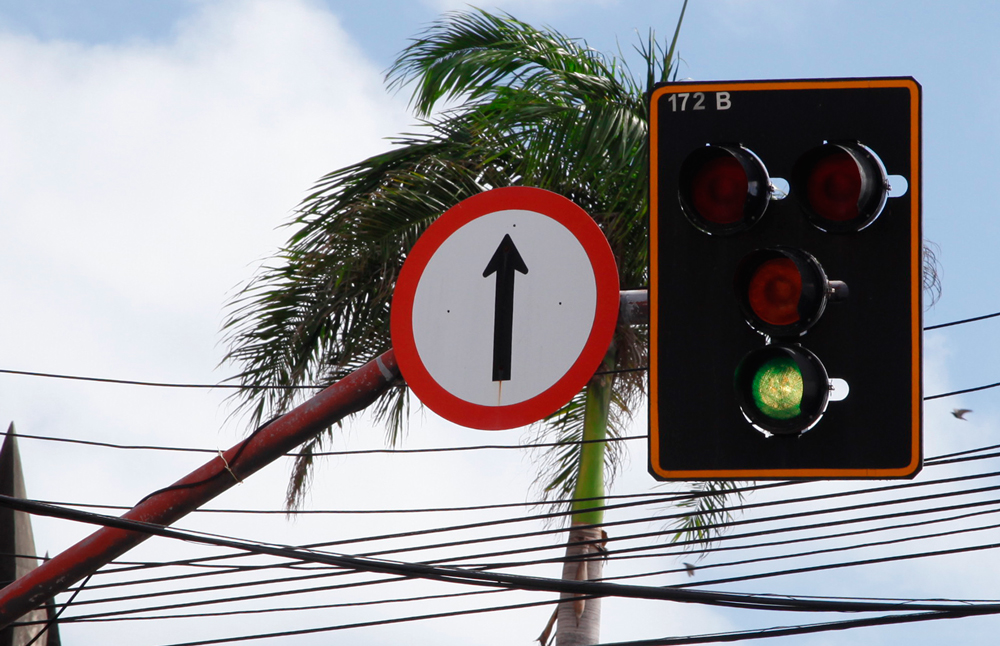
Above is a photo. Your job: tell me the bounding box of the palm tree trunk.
[555,523,606,646]
[556,361,612,646]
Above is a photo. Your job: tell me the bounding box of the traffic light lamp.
[792,142,888,231]
[734,344,829,436]
[678,144,770,233]
[648,78,922,480]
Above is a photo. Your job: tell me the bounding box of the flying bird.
[952,408,973,420]
[683,562,697,577]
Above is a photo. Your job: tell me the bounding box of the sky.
[1,0,1000,644]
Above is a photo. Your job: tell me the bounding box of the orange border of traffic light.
[649,77,922,480]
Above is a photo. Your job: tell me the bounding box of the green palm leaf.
[222,8,679,523]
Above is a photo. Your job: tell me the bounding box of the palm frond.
[526,378,634,526]
[221,123,511,432]
[669,481,748,555]
[387,9,633,117]
[222,7,697,520]
[922,241,942,307]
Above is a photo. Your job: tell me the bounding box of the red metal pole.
[0,349,400,629]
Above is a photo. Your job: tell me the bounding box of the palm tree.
[221,5,728,645]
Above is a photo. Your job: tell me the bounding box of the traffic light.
[648,78,922,480]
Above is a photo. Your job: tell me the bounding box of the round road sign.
[391,186,619,430]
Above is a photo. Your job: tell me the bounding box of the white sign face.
[392,187,619,430]
[412,208,596,406]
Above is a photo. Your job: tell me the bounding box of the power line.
[1,361,993,400]
[6,428,644,457]
[42,588,505,624]
[602,514,1000,584]
[927,442,1000,463]
[350,472,1000,564]
[17,460,1000,605]
[26,472,1000,610]
[63,489,1000,612]
[0,368,317,390]
[29,461,1000,588]
[0,304,993,392]
[15,480,1000,632]
[925,381,1000,401]
[72,476,1000,616]
[595,501,1000,569]
[12,415,1000,467]
[151,596,560,646]
[10,493,1000,615]
[592,609,983,646]
[424,487,1000,576]
[924,310,1000,330]
[676,535,1000,590]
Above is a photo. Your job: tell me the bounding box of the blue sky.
[1,1,999,645]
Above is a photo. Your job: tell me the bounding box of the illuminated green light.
[751,356,804,420]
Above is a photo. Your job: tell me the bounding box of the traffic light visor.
[678,145,771,234]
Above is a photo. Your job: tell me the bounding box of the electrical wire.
[4,364,992,401]
[38,464,1000,597]
[0,368,316,390]
[24,573,91,646]
[333,472,1000,565]
[58,479,1000,617]
[11,492,1000,636]
[10,413,1000,631]
[11,493,1000,615]
[26,459,1000,594]
[25,476,1000,628]
[2,314,996,640]
[673,536,1000,589]
[582,500,1000,569]
[12,438,1000,522]
[600,515,1000,584]
[592,609,985,646]
[0,307,992,390]
[925,381,1000,400]
[57,569,380,612]
[420,486,1000,575]
[37,588,506,624]
[924,310,1000,330]
[9,414,1000,469]
[5,428,644,457]
[151,596,562,646]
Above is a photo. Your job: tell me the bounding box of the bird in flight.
[951,408,973,420]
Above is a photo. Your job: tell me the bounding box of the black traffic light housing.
[648,78,922,480]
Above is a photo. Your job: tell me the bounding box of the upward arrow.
[483,234,528,382]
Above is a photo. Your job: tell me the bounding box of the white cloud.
[0,4,415,639]
[0,0,408,384]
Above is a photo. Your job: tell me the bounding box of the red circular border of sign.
[391,186,620,430]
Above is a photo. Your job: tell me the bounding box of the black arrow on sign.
[483,233,528,382]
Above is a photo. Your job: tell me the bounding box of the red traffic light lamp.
[734,247,848,338]
[793,142,889,231]
[678,144,771,234]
